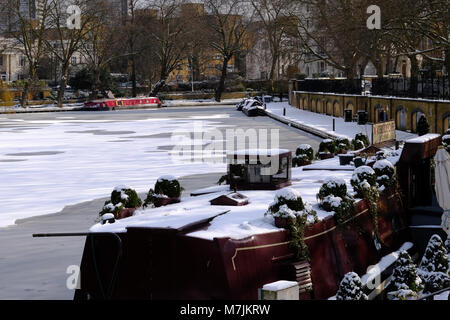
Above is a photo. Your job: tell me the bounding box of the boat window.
[248,164,271,184]
[273,157,289,180]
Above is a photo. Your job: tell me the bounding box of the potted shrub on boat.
[350,166,377,198]
[318,139,336,160]
[266,188,317,228]
[293,144,314,167]
[336,137,352,154]
[317,177,355,224]
[143,175,184,208]
[99,186,143,219]
[317,177,347,203]
[373,159,396,192]
[352,133,369,150]
[266,188,318,261]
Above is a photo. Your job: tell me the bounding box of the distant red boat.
[83,97,162,110]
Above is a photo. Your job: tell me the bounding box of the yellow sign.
[372,121,396,145]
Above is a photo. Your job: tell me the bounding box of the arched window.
[395,106,407,130]
[411,109,426,133]
[326,101,333,115]
[374,104,382,123]
[333,101,341,117]
[442,113,450,134]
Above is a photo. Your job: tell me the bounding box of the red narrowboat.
[83,97,162,111]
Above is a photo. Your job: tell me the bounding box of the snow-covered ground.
[0,113,231,227]
[265,102,417,142]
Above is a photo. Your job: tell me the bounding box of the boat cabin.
[226,149,292,190]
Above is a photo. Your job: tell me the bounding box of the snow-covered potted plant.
[418,234,450,294]
[336,137,352,154]
[317,177,347,204]
[352,133,369,150]
[293,144,314,167]
[387,251,423,300]
[99,186,143,219]
[351,165,385,246]
[373,159,396,192]
[318,139,336,160]
[266,188,318,261]
[316,177,356,224]
[350,166,377,198]
[143,175,184,208]
[266,188,317,228]
[336,272,368,300]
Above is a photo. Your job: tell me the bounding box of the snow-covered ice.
[0,116,230,227]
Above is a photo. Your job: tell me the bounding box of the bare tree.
[119,0,146,97]
[404,0,450,74]
[250,0,294,90]
[79,0,125,98]
[179,3,212,86]
[146,0,190,96]
[44,0,98,107]
[4,0,51,107]
[204,0,250,101]
[293,0,374,79]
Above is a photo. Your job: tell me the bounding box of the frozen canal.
[0,105,322,299]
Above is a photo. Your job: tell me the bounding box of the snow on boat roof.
[191,185,230,196]
[406,133,441,144]
[90,196,229,233]
[89,164,355,240]
[263,281,299,291]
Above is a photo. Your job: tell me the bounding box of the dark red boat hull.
[75,192,408,300]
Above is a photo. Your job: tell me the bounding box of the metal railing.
[293,79,363,95]
[372,76,450,100]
